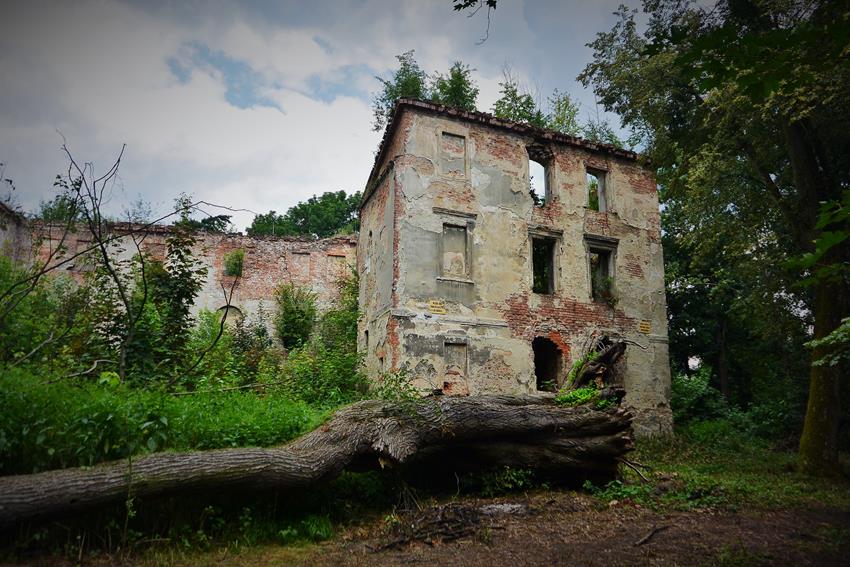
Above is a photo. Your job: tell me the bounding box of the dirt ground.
[199,490,850,567]
[8,488,849,566]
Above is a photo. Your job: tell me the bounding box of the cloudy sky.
[1,0,633,230]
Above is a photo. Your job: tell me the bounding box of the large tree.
[248,190,361,238]
[576,0,850,474]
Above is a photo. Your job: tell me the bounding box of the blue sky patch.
[305,64,374,103]
[168,42,282,111]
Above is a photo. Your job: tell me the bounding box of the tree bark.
[783,119,848,476]
[798,273,845,476]
[0,394,633,529]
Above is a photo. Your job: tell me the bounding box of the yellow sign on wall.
[639,320,652,334]
[428,299,447,315]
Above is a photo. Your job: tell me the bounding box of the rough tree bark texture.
[0,395,632,529]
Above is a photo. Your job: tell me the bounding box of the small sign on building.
[428,299,447,315]
[639,320,652,334]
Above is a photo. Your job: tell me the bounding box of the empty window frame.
[531,236,557,294]
[588,244,615,302]
[527,146,551,207]
[444,341,468,377]
[441,132,466,176]
[441,223,469,279]
[586,168,608,212]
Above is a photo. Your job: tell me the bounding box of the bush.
[280,342,366,407]
[670,366,728,424]
[0,367,325,475]
[223,249,244,277]
[273,283,317,350]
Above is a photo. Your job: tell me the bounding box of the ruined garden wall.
[29,222,356,324]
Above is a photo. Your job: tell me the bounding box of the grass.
[0,367,329,475]
[586,421,850,511]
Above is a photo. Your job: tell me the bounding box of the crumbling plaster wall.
[362,108,671,435]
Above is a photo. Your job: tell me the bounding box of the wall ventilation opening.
[531,236,556,294]
[587,168,607,212]
[533,336,562,392]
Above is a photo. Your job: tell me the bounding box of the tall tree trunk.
[784,119,846,476]
[798,270,844,476]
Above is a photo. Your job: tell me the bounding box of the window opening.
[364,330,369,349]
[533,337,562,392]
[531,236,556,294]
[529,158,547,206]
[442,224,469,278]
[587,168,607,212]
[589,247,614,302]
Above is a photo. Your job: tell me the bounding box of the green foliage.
[807,317,850,368]
[37,190,81,223]
[277,273,366,406]
[479,466,535,497]
[670,367,727,424]
[248,190,361,238]
[273,282,317,350]
[429,61,479,111]
[546,89,581,136]
[280,342,366,407]
[555,386,598,407]
[564,349,600,388]
[317,270,359,354]
[372,50,428,131]
[492,73,546,127]
[176,214,232,234]
[591,274,617,306]
[223,248,244,277]
[371,369,420,416]
[0,367,324,475]
[0,256,91,366]
[580,116,623,146]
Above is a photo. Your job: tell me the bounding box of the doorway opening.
[533,336,562,392]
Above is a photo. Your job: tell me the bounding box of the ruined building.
[358,99,671,435]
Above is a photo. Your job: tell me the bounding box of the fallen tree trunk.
[567,340,627,391]
[0,394,632,529]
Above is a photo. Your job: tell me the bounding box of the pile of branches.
[377,503,483,550]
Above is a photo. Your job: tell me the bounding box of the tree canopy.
[248,190,361,238]
[372,51,480,131]
[578,0,850,475]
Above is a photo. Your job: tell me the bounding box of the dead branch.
[634,525,669,546]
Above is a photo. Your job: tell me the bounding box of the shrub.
[223,249,244,277]
[670,366,728,424]
[273,283,317,350]
[280,342,366,406]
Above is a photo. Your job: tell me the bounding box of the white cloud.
[1,0,629,230]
